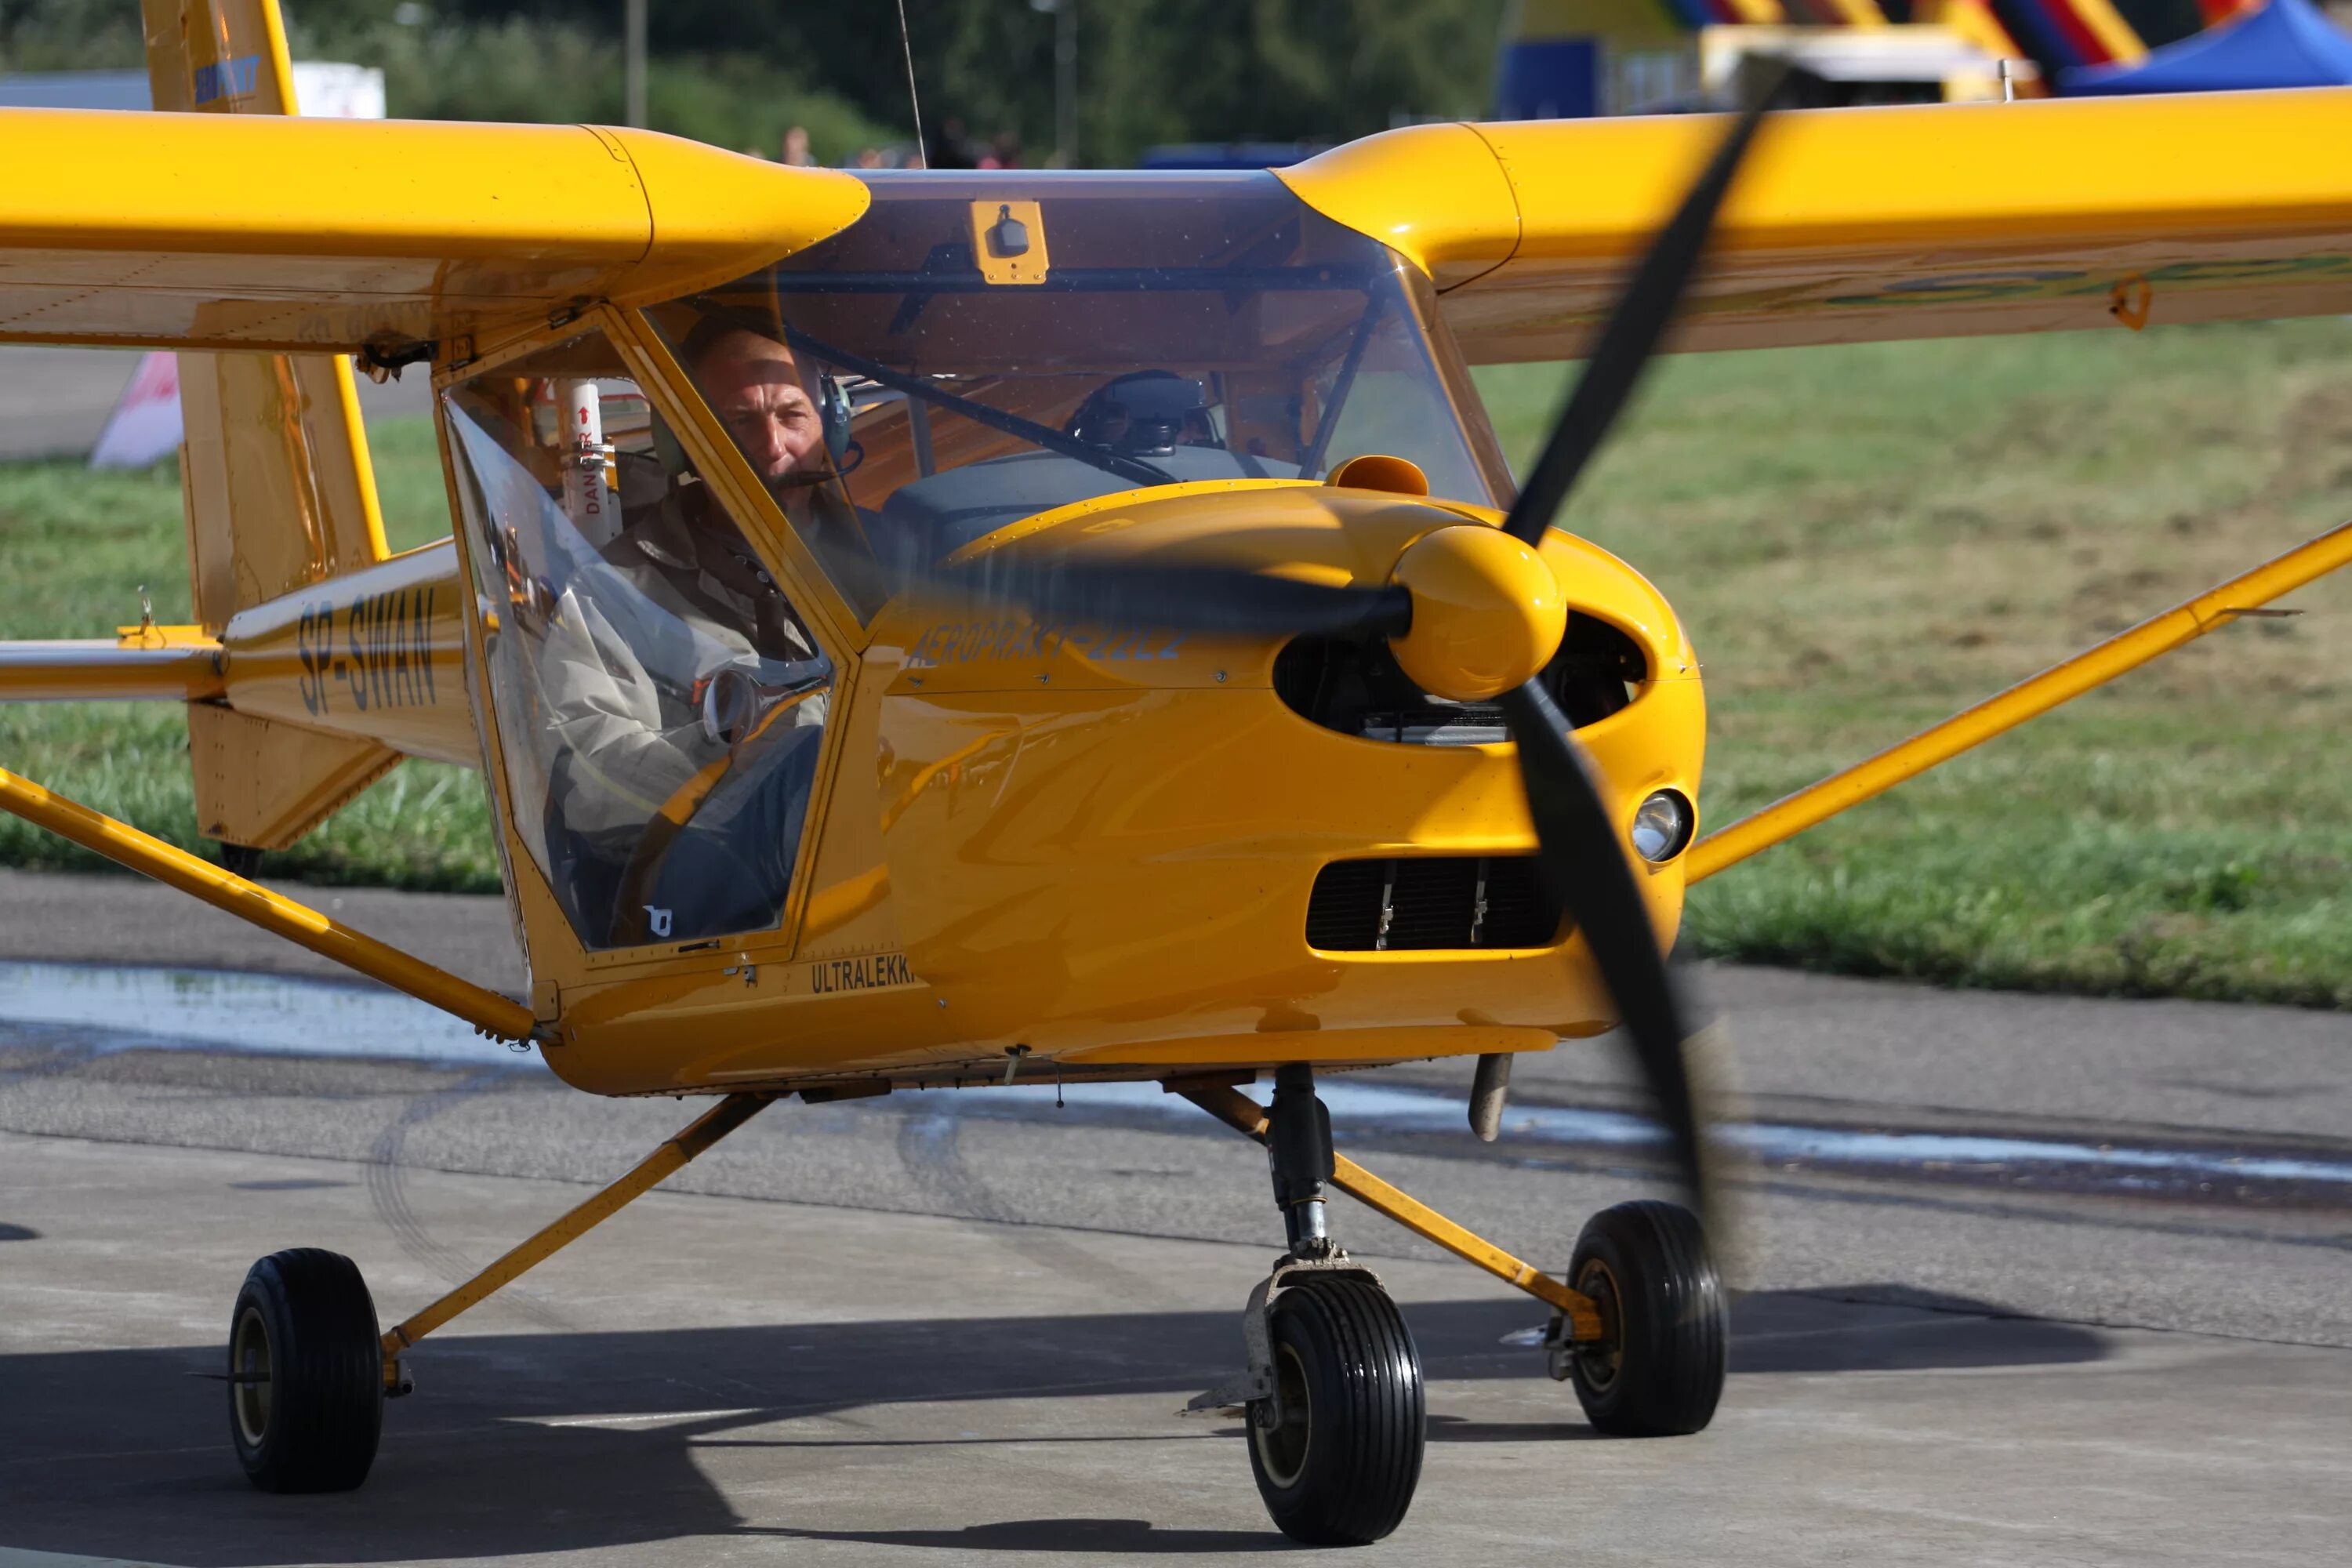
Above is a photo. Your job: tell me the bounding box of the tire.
[1566,1200,1726,1436]
[1246,1275,1425,1546]
[227,1248,383,1493]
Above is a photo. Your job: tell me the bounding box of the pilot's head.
[684,322,826,485]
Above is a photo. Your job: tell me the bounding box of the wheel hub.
[1250,1342,1312,1489]
[230,1303,274,1447]
[1572,1258,1624,1393]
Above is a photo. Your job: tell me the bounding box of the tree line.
[0,0,1512,166]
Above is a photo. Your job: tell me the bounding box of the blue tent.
[2065,0,2352,95]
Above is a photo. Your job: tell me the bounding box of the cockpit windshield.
[649,171,1507,620]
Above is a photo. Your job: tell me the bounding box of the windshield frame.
[1397,254,1516,508]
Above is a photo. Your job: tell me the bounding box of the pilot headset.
[816,372,857,471]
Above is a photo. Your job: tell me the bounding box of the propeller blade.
[1497,677,1712,1211]
[1501,62,1789,549]
[929,557,1414,641]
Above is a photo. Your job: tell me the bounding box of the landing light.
[1631,790,1694,863]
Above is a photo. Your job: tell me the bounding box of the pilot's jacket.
[535,477,828,845]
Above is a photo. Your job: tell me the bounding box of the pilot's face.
[696,331,824,483]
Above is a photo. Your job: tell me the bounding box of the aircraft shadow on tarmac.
[0,1289,2104,1564]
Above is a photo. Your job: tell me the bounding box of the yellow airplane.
[2,0,2350,1544]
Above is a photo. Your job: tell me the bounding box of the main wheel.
[227,1248,383,1492]
[1565,1200,1726,1436]
[1246,1275,1425,1545]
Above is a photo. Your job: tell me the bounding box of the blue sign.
[192,54,262,107]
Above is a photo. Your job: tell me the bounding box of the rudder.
[142,0,404,856]
[143,0,391,623]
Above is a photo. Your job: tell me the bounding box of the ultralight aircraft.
[2,0,2350,1544]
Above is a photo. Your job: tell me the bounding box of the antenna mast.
[895,0,927,168]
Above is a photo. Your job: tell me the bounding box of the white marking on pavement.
[518,1407,764,1429]
[0,962,535,1069]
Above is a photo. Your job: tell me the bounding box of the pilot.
[532,329,845,948]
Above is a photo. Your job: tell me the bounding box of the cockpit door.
[438,312,855,977]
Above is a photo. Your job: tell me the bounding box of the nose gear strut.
[1186,1064,1428,1545]
[1268,1063,1338,1258]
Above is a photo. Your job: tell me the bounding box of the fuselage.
[5,167,1710,1097]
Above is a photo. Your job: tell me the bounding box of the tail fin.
[141,0,402,855]
[141,0,391,626]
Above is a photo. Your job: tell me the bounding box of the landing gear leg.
[1214,1065,1426,1545]
[220,1092,772,1494]
[1268,1062,1337,1258]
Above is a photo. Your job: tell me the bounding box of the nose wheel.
[226,1248,384,1492]
[1190,1065,1428,1544]
[1552,1200,1726,1436]
[1246,1271,1425,1546]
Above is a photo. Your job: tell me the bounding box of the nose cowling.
[1385,524,1568,703]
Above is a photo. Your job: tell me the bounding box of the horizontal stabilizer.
[0,632,223,702]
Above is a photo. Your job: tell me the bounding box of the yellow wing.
[0,107,866,358]
[7,89,2346,363]
[1280,90,2352,361]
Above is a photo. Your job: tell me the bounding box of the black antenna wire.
[895,0,927,169]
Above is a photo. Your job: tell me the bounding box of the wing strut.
[0,764,536,1043]
[1690,519,2352,882]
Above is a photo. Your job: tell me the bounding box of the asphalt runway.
[0,869,2347,1564]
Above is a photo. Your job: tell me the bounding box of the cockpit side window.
[444,330,833,952]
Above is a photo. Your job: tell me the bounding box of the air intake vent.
[1305,856,1562,952]
[1275,613,1646,747]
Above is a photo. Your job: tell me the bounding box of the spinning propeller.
[935,72,1788,1218]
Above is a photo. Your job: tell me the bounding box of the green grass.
[5,323,2349,1005]
[1475,320,2352,1008]
[0,415,501,891]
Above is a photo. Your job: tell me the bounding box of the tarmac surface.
[0,868,2347,1565]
